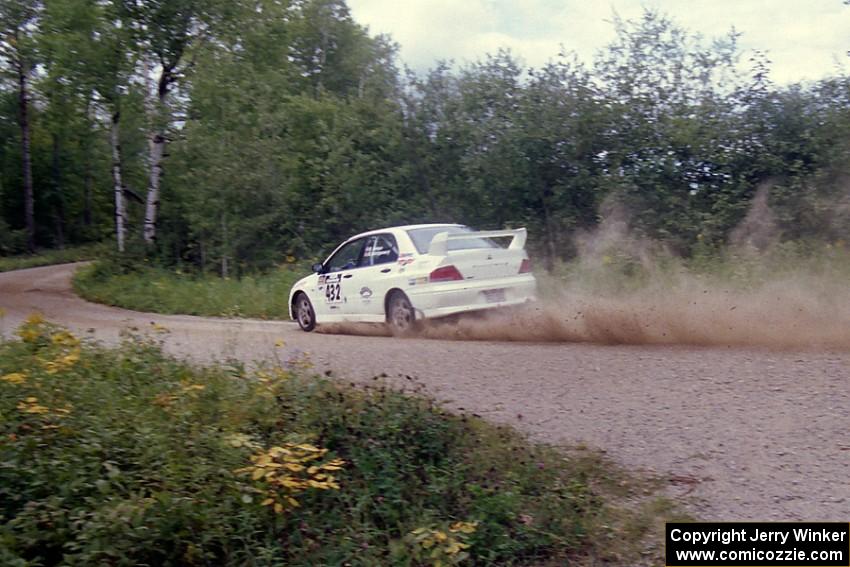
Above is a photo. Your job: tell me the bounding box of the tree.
[1,0,42,252]
[289,0,397,99]
[39,0,95,246]
[118,0,224,245]
[512,58,605,266]
[57,0,136,252]
[593,9,748,250]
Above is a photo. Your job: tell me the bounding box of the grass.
[0,243,108,273]
[538,239,850,297]
[72,240,850,322]
[73,262,303,318]
[0,315,678,566]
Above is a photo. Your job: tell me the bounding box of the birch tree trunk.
[18,58,35,253]
[142,58,170,245]
[110,112,126,252]
[142,131,164,244]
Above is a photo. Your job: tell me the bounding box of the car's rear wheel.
[386,291,416,336]
[294,293,316,332]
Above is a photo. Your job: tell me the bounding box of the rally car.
[288,224,537,335]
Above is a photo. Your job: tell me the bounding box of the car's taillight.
[429,265,464,282]
[519,258,532,273]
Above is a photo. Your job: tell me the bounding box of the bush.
[0,243,108,273]
[0,219,28,256]
[0,317,671,565]
[74,262,303,319]
[541,239,850,298]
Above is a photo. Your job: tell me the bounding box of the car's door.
[350,233,400,318]
[316,237,367,319]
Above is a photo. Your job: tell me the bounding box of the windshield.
[406,226,498,254]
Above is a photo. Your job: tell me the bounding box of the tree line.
[2,0,849,273]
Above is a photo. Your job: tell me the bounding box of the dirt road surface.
[1,263,847,520]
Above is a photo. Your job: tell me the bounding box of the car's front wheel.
[293,293,316,332]
[386,291,416,336]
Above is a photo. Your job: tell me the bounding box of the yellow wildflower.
[42,346,81,374]
[1,372,27,385]
[253,366,290,395]
[17,327,39,343]
[235,443,344,514]
[408,522,475,564]
[25,313,45,325]
[17,313,47,343]
[449,521,478,534]
[51,331,80,347]
[17,397,50,414]
[60,350,80,366]
[445,540,470,555]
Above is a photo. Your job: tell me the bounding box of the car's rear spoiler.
[428,228,527,256]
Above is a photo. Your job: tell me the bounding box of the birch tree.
[118,0,218,246]
[84,0,134,251]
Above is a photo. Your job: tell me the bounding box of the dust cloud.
[325,190,850,350]
[414,280,850,349]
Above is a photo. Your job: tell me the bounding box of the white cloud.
[347,0,850,84]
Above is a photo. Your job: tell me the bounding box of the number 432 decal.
[325,282,342,303]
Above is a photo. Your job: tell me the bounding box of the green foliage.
[73,261,304,318]
[0,242,106,272]
[0,218,29,256]
[0,318,671,565]
[4,3,850,270]
[542,238,850,297]
[163,0,408,271]
[686,240,850,288]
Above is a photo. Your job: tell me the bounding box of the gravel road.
[1,263,847,520]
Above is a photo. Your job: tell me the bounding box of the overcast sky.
[347,0,849,84]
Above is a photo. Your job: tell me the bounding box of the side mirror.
[311,262,324,274]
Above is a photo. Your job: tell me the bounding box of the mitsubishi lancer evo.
[289,224,537,335]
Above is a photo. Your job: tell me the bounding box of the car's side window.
[361,234,398,266]
[325,238,366,272]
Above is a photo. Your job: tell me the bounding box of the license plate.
[482,288,506,303]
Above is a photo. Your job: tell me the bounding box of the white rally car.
[288,224,536,335]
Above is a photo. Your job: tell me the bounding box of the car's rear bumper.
[408,274,536,319]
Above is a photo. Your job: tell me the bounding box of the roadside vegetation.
[540,239,850,296]
[0,316,675,565]
[3,2,849,276]
[0,243,106,273]
[73,259,303,318]
[71,239,850,321]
